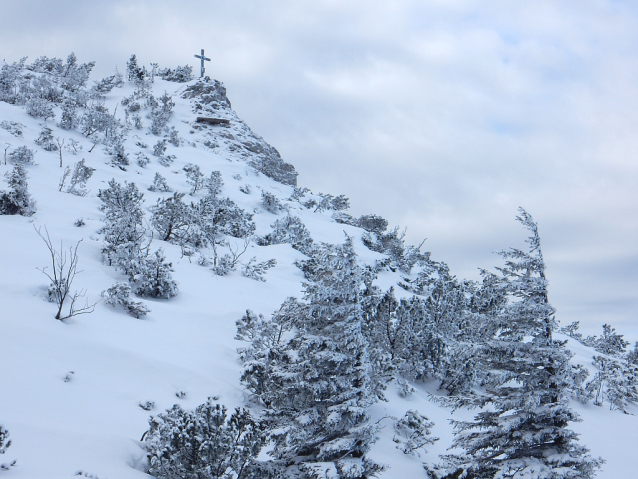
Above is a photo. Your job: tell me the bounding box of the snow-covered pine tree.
[98,180,147,277]
[134,249,178,299]
[149,192,194,244]
[0,163,36,216]
[244,238,384,478]
[431,208,602,479]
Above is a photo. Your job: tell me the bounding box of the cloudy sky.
[2,0,637,338]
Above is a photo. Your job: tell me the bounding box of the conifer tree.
[243,239,383,478]
[0,163,36,216]
[431,209,602,479]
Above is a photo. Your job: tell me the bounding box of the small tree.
[67,159,95,196]
[147,172,172,192]
[36,226,97,320]
[183,163,204,195]
[34,125,58,151]
[1,164,36,216]
[135,249,178,299]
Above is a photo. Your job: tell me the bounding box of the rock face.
[183,79,298,186]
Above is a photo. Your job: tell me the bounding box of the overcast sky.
[2,0,637,338]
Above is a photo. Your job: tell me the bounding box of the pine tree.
[243,239,384,478]
[0,163,36,216]
[135,249,178,299]
[433,208,602,479]
[98,180,147,276]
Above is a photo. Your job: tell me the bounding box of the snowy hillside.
[0,55,636,479]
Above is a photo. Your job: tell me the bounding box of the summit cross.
[194,49,211,78]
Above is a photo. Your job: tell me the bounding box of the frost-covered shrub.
[148,92,174,135]
[149,192,193,243]
[258,215,314,255]
[157,154,175,167]
[314,193,349,212]
[92,74,119,93]
[135,249,178,299]
[147,172,172,192]
[136,152,150,167]
[8,146,35,165]
[241,257,276,282]
[0,164,36,216]
[152,139,167,157]
[393,410,438,457]
[26,96,55,119]
[158,65,194,83]
[211,254,235,276]
[58,100,79,130]
[168,126,180,147]
[67,159,95,196]
[102,282,150,318]
[183,163,204,195]
[34,125,58,151]
[205,171,223,198]
[261,191,284,214]
[357,214,388,234]
[0,121,24,137]
[144,399,268,479]
[586,324,630,356]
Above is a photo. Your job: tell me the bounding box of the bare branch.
[35,225,97,321]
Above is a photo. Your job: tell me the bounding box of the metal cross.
[194,49,211,78]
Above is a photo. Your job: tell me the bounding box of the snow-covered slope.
[0,60,636,478]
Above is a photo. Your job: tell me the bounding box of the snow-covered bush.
[147,172,172,192]
[67,159,95,196]
[34,125,58,151]
[261,191,284,214]
[102,282,150,319]
[183,163,204,195]
[167,126,180,147]
[158,65,194,83]
[205,171,223,198]
[58,100,79,130]
[149,192,193,244]
[152,139,167,157]
[144,399,268,479]
[148,92,174,135]
[393,410,438,457]
[8,146,35,165]
[241,257,276,282]
[134,249,178,299]
[257,215,314,255]
[26,96,55,120]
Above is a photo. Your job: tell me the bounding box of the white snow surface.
[0,77,635,478]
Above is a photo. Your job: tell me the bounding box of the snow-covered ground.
[0,69,635,478]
